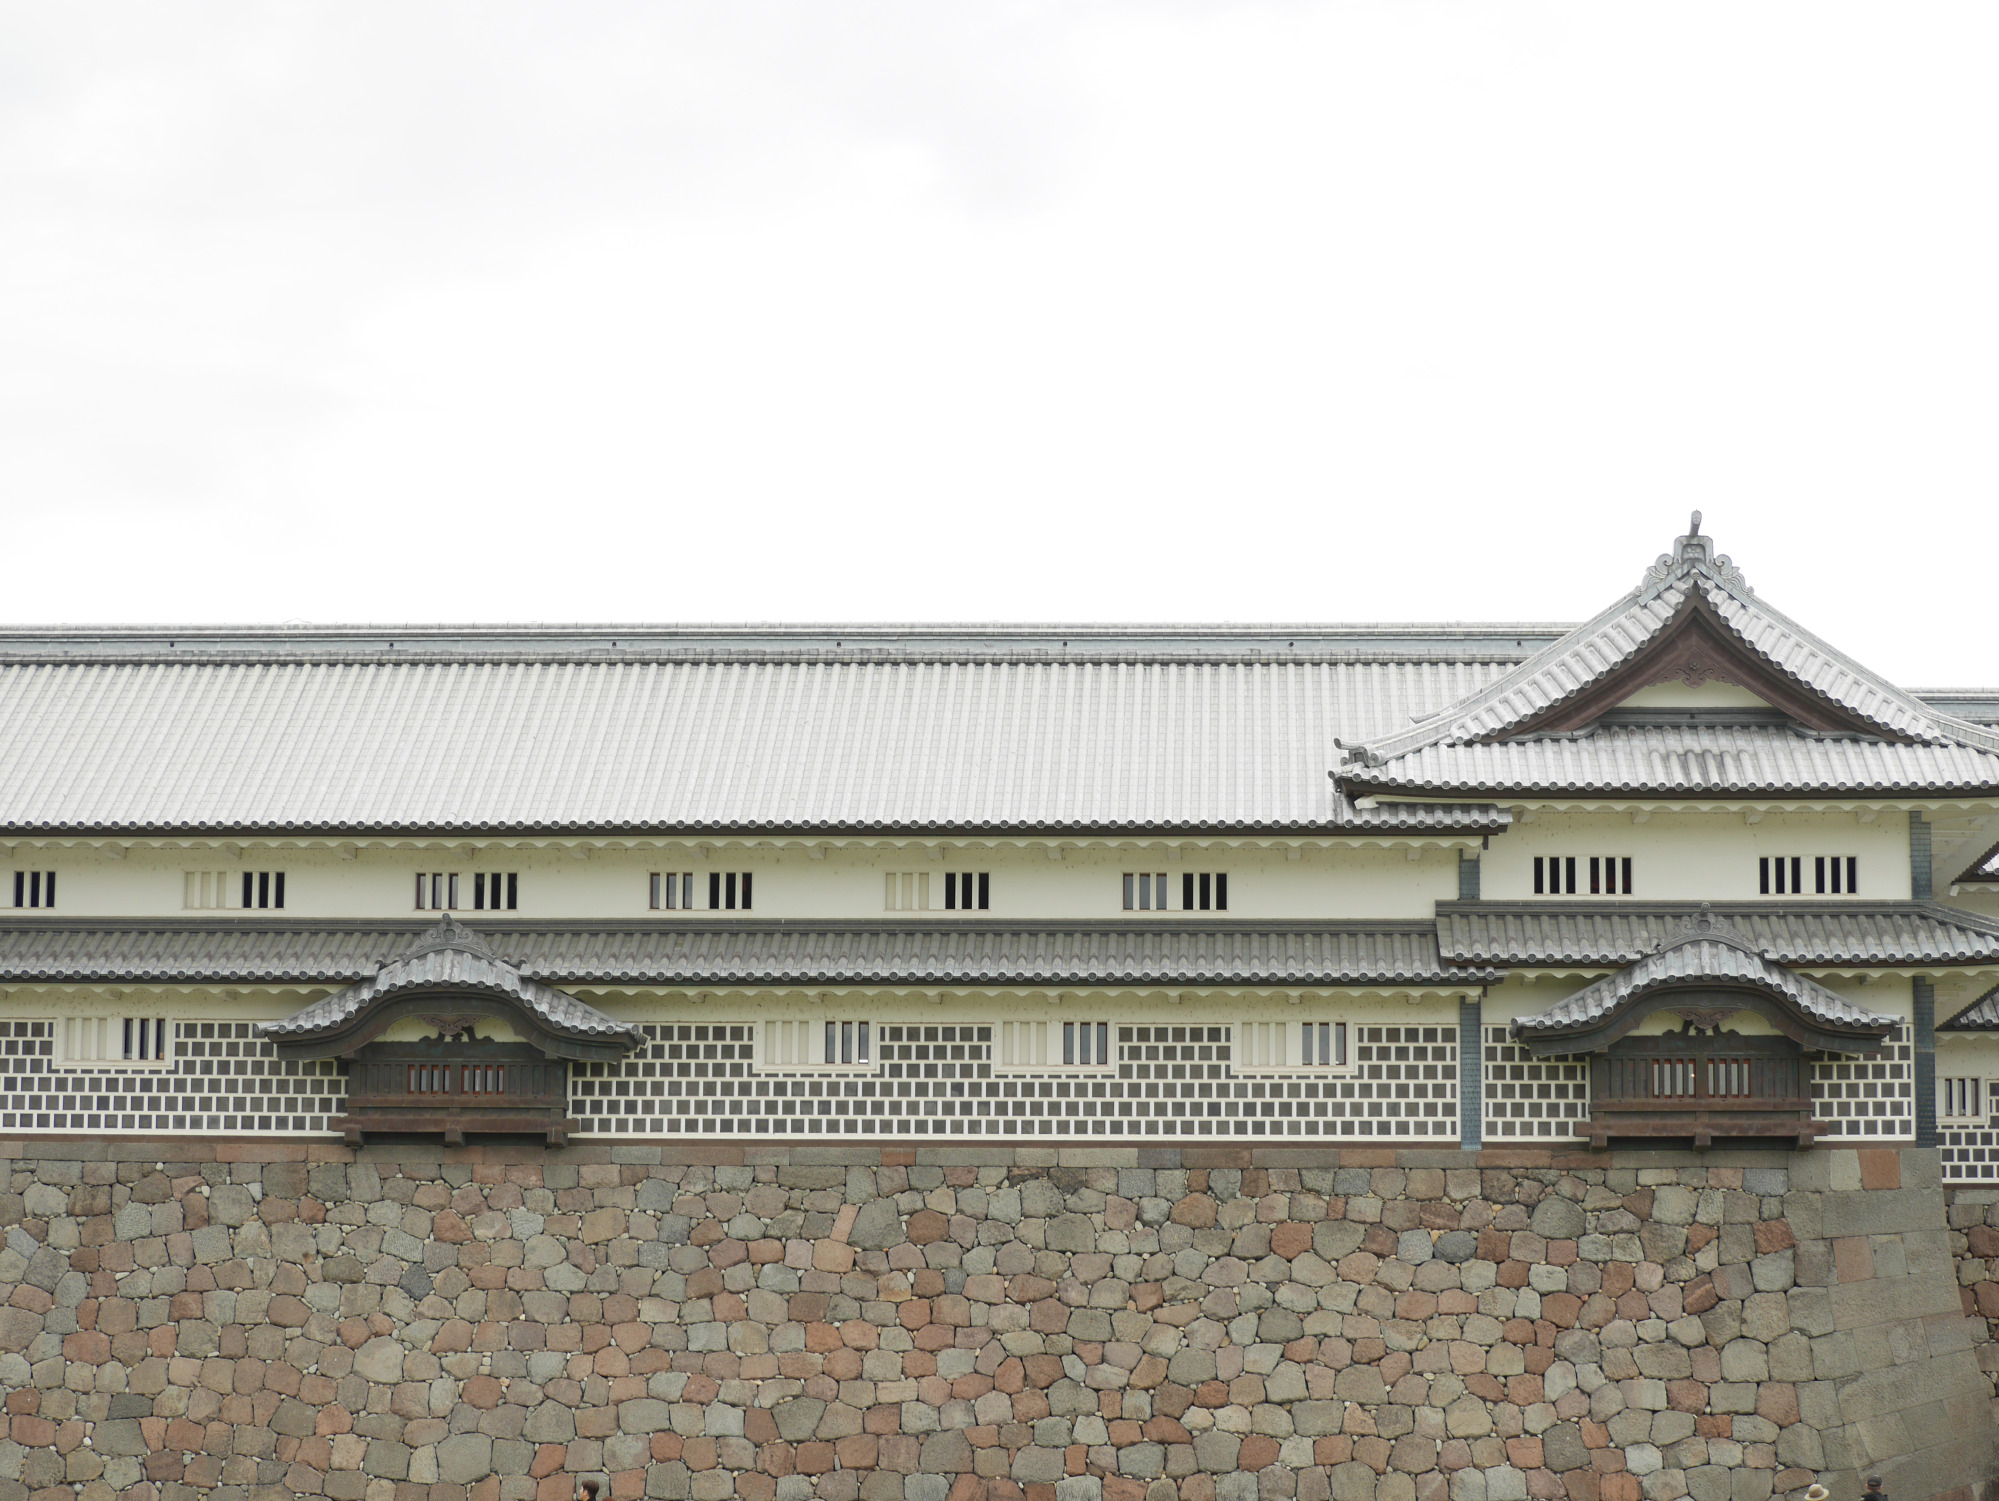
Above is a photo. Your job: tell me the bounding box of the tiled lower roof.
[1514,938,1896,1036]
[0,920,1495,989]
[258,917,642,1045]
[1943,985,1999,1030]
[1436,902,1999,967]
[1344,725,1999,798]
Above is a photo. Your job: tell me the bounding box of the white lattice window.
[64,1016,171,1066]
[885,873,932,911]
[997,1019,1112,1069]
[763,1018,871,1068]
[651,873,695,910]
[1940,1076,1986,1121]
[1237,1020,1349,1070]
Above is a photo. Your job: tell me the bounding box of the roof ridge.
[1343,516,1999,772]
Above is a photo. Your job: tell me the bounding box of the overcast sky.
[3,3,1994,683]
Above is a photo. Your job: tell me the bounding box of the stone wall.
[1947,1188,1999,1399]
[0,1140,1992,1501]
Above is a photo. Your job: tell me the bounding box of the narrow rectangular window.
[740,872,752,910]
[857,1022,869,1063]
[1096,1022,1108,1065]
[1791,856,1802,894]
[1533,857,1544,895]
[824,1020,836,1064]
[1815,856,1826,895]
[1846,857,1857,894]
[1621,857,1632,895]
[1123,873,1135,910]
[1759,856,1770,895]
[255,871,268,909]
[710,872,721,909]
[416,873,427,909]
[945,872,958,910]
[1198,873,1212,911]
[1215,872,1228,911]
[10,872,19,908]
[476,873,488,909]
[978,872,989,910]
[1563,857,1575,895]
[1063,1022,1075,1065]
[650,873,661,909]
[1590,857,1601,895]
[1183,873,1196,911]
[243,872,254,909]
[841,1021,854,1065]
[447,874,459,909]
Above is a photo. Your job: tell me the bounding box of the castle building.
[2,516,1996,1171]
[8,518,1999,1501]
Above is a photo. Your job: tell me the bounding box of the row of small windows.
[884,872,991,911]
[1123,873,1229,911]
[416,872,519,911]
[1761,856,1859,896]
[650,872,755,910]
[1535,856,1632,896]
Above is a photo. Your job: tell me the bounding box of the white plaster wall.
[0,842,1462,922]
[1482,809,1911,901]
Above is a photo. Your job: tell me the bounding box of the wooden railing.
[1586,1036,1820,1149]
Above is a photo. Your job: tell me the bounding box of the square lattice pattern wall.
[569,1022,1458,1139]
[0,1021,341,1134]
[1483,1027,1590,1140]
[1941,1103,1999,1185]
[1810,1026,1914,1139]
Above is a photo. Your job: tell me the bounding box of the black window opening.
[1063,1021,1110,1066]
[1534,857,1630,896]
[1302,1021,1348,1067]
[709,872,753,910]
[239,872,285,910]
[944,872,990,911]
[473,873,518,911]
[1761,855,1858,895]
[415,873,459,911]
[123,1017,167,1062]
[823,1020,870,1065]
[11,871,55,909]
[1182,872,1228,911]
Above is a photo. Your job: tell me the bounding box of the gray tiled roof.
[1943,985,1999,1030]
[1437,902,1999,966]
[255,918,643,1045]
[1345,724,1999,797]
[1353,524,1999,766]
[0,920,1494,988]
[0,657,1518,834]
[1515,936,1896,1036]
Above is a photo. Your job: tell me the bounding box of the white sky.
[3,3,1995,684]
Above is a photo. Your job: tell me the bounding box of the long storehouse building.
[4,518,1999,1172]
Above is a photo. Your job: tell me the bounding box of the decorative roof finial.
[1644,512,1747,592]
[1688,510,1701,537]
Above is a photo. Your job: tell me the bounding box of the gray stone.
[1530,1197,1585,1240]
[437,1434,493,1485]
[352,1336,406,1384]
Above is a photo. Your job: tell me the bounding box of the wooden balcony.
[335,1042,574,1145]
[1584,1034,1825,1150]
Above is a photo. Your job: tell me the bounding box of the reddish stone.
[1694,1416,1732,1439]
[1752,1220,1796,1254]
[1975,1282,1999,1319]
[907,1210,950,1245]
[1270,1223,1313,1259]
[1857,1149,1901,1190]
[1755,1383,1799,1427]
[1965,1224,1999,1258]
[1682,1279,1718,1315]
[1240,1436,1280,1470]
